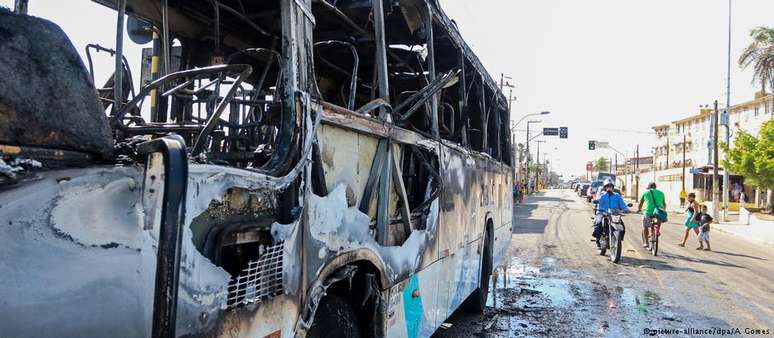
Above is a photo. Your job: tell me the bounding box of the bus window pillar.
[480,74,488,151]
[14,0,28,14]
[372,0,391,245]
[425,5,439,140]
[458,49,468,147]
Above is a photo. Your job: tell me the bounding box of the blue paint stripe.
[402,274,424,338]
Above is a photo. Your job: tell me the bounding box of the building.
[642,92,773,210]
[614,156,653,199]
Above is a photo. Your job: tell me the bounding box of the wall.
[630,167,696,210]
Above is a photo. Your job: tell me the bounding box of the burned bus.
[0,0,513,337]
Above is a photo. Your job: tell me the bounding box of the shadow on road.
[618,256,707,274]
[522,192,575,204]
[660,252,748,269]
[512,200,543,234]
[512,218,549,235]
[710,250,767,261]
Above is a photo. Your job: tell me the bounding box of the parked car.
[578,184,590,197]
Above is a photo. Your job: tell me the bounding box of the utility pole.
[536,141,541,190]
[713,100,721,219]
[535,140,546,190]
[526,122,530,190]
[525,120,541,192]
[722,0,732,221]
[653,147,668,183]
[682,134,687,193]
[665,134,670,171]
[634,145,640,199]
[543,152,548,187]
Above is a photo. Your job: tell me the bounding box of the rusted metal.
[137,135,188,338]
[313,40,359,110]
[396,69,460,122]
[321,102,426,145]
[0,144,94,165]
[113,0,126,115]
[372,0,391,121]
[213,0,272,37]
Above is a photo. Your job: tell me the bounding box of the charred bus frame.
[1,0,513,337]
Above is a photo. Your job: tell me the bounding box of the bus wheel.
[307,295,362,338]
[463,232,492,313]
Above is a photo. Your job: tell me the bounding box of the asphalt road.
[434,189,774,337]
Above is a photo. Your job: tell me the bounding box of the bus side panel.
[493,171,513,269]
[383,260,446,338]
[434,146,487,326]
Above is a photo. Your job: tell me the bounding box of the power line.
[593,127,656,135]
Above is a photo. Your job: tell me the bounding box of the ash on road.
[433,190,774,337]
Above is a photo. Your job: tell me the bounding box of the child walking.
[697,204,712,251]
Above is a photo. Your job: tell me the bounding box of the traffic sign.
[586,162,593,171]
[588,140,596,150]
[559,127,568,139]
[596,141,609,148]
[543,127,559,136]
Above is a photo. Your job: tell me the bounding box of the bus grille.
[226,242,284,310]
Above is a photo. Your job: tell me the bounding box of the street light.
[512,111,551,129]
[524,119,542,192]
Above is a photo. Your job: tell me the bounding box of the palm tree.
[738,26,774,95]
[595,157,609,172]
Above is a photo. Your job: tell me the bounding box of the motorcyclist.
[592,179,629,241]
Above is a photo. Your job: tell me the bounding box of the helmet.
[603,178,615,188]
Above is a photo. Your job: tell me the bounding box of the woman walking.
[678,192,701,247]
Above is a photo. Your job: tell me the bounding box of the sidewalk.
[713,213,774,248]
[621,197,774,248]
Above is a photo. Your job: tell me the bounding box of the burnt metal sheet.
[320,102,427,145]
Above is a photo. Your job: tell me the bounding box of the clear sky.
[439,0,774,178]
[3,0,773,178]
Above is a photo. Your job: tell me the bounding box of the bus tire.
[463,230,492,313]
[307,295,362,338]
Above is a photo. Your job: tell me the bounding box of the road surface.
[434,189,774,337]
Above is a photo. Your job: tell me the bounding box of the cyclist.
[637,182,666,249]
[592,179,629,242]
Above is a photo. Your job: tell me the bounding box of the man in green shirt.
[637,182,666,249]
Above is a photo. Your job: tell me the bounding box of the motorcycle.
[593,201,633,263]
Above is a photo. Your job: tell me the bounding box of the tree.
[595,157,609,172]
[722,119,774,213]
[738,26,774,95]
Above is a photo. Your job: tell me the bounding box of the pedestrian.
[678,192,700,247]
[734,183,742,202]
[519,182,526,203]
[696,204,712,251]
[513,184,520,204]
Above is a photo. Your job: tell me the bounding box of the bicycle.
[639,213,661,256]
